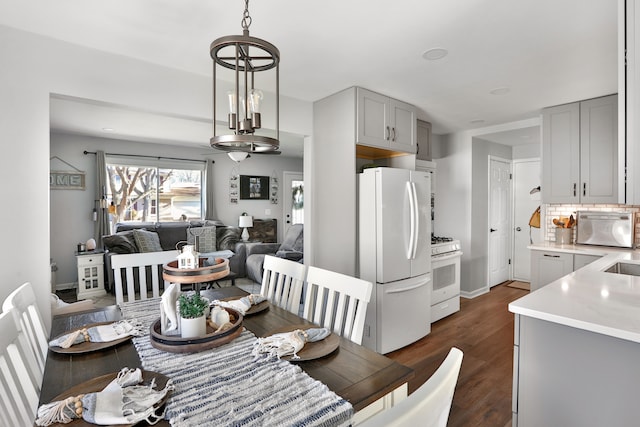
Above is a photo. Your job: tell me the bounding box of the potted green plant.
[179,293,209,338]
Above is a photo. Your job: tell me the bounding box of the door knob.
[516,227,522,231]
[490,228,497,232]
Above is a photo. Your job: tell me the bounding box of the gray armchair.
[245,224,304,283]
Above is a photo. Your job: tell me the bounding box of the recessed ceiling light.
[422,48,448,61]
[102,127,115,132]
[470,119,485,125]
[489,87,510,95]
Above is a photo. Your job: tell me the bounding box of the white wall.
[513,142,541,159]
[0,24,311,330]
[434,119,538,297]
[50,133,302,287]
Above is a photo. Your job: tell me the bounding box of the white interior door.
[488,158,512,287]
[283,171,303,238]
[512,159,541,282]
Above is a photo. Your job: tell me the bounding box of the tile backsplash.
[543,204,640,244]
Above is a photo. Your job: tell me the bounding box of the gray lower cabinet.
[513,314,640,426]
[530,250,602,291]
[573,254,601,270]
[530,251,573,291]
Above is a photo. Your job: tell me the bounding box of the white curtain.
[94,150,110,248]
[205,159,217,220]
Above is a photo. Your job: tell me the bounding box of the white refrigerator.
[358,167,432,354]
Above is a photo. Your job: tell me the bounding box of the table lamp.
[239,214,253,242]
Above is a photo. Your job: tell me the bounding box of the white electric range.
[431,237,462,322]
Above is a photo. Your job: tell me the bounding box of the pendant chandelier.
[210,0,280,155]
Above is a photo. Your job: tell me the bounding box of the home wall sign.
[50,171,86,190]
[49,156,85,190]
[239,175,270,200]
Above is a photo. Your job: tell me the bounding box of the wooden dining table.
[41,286,413,425]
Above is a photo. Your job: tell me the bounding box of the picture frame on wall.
[239,175,270,200]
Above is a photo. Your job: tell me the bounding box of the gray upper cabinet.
[356,87,417,153]
[542,94,618,204]
[416,119,432,161]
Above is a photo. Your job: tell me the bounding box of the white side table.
[76,251,106,300]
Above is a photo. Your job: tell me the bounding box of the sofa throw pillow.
[187,226,217,253]
[216,226,241,251]
[132,229,163,253]
[102,230,138,254]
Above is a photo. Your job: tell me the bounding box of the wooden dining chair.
[0,310,42,427]
[303,266,373,345]
[2,282,49,375]
[260,255,307,315]
[359,347,464,427]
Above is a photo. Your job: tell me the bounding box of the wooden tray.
[49,322,132,354]
[45,370,170,427]
[149,307,243,353]
[220,297,270,316]
[265,324,340,362]
[163,257,229,284]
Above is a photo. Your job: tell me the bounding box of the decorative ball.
[86,238,96,251]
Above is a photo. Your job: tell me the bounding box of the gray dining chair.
[260,255,307,315]
[2,282,49,375]
[359,347,464,427]
[303,266,373,345]
[0,309,42,427]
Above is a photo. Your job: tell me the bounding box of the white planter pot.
[181,315,206,338]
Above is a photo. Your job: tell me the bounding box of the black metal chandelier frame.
[210,0,280,153]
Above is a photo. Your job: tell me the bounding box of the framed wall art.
[239,175,269,200]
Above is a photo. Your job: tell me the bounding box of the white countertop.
[509,248,640,343]
[528,241,636,255]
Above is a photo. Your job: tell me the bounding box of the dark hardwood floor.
[386,282,528,427]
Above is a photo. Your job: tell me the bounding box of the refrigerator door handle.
[383,279,431,294]
[407,181,416,259]
[410,181,419,259]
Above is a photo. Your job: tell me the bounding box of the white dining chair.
[260,255,307,315]
[359,347,464,427]
[111,251,177,305]
[2,282,49,374]
[303,266,373,345]
[0,310,42,427]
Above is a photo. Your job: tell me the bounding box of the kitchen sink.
[604,262,640,276]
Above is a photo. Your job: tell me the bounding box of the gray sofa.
[103,219,277,292]
[245,224,303,283]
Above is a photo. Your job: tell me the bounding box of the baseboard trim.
[54,282,77,291]
[461,286,490,299]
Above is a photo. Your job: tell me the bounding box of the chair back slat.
[111,251,178,305]
[0,310,41,426]
[2,282,48,374]
[260,255,307,315]
[303,267,373,345]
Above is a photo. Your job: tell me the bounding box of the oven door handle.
[432,251,463,262]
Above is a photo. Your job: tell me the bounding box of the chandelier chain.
[241,0,252,31]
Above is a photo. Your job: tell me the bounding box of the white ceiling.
[0,0,618,152]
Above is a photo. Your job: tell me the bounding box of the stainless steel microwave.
[576,211,634,248]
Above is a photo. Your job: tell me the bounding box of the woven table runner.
[120,298,353,427]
